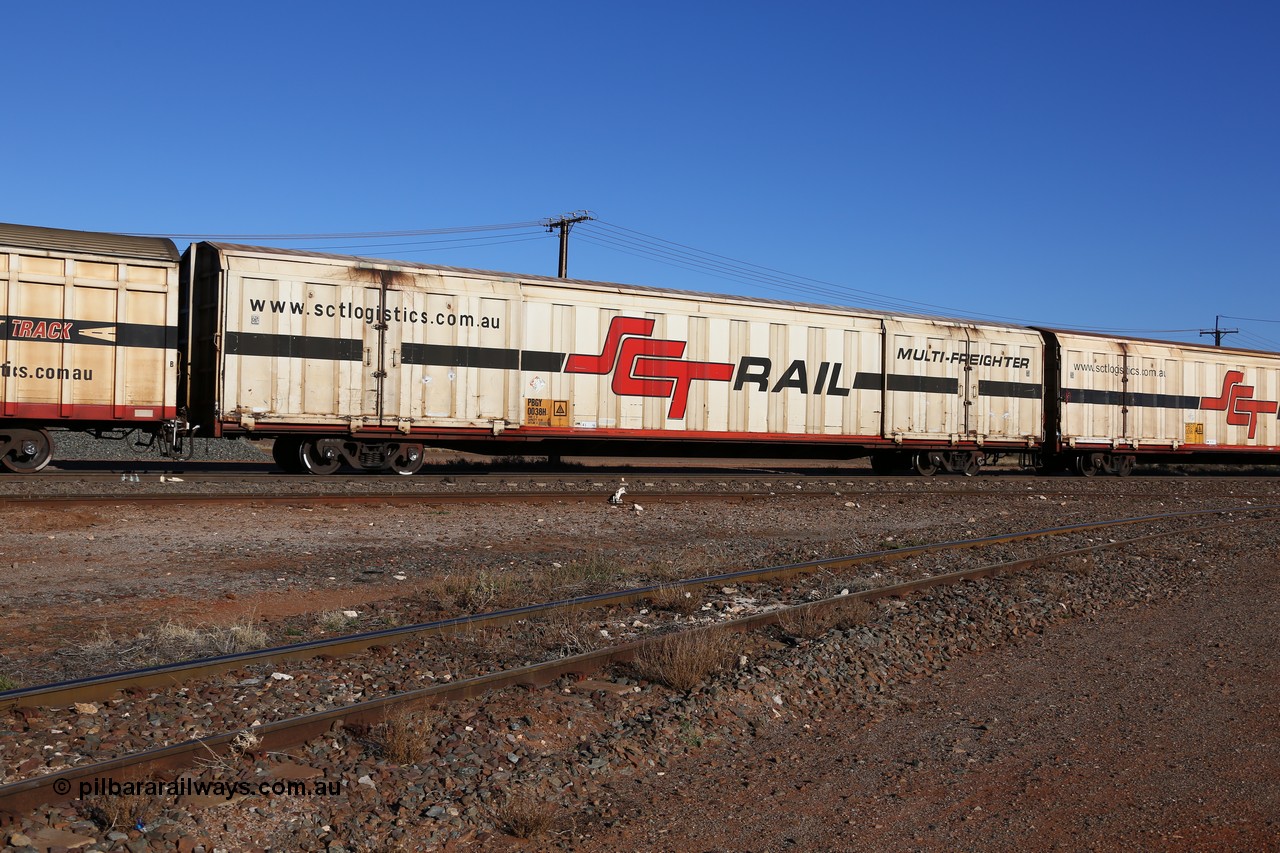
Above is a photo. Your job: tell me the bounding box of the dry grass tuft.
[446,569,517,612]
[779,596,873,640]
[545,555,619,593]
[315,610,356,632]
[60,615,269,677]
[376,707,432,765]
[530,608,601,657]
[497,789,557,839]
[647,584,705,615]
[153,618,268,658]
[82,774,161,831]
[778,605,839,640]
[633,629,739,691]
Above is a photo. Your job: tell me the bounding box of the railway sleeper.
[271,437,426,475]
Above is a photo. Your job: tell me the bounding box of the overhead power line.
[124,216,1273,346]
[132,221,545,240]
[293,229,548,254]
[582,220,1018,321]
[1219,314,1280,324]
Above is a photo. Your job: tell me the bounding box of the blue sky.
[4,2,1277,348]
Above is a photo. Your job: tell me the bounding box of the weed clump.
[633,629,739,692]
[778,597,873,640]
[375,707,433,765]
[497,789,557,839]
[647,584,705,615]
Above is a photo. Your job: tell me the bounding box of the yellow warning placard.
[551,399,570,428]
[525,398,550,427]
[1184,422,1205,444]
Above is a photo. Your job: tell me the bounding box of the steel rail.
[0,490,813,508]
[3,505,1272,712]
[1,478,1268,505]
[0,511,1267,816]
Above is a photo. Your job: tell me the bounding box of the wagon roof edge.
[0,222,180,263]
[194,241,1035,333]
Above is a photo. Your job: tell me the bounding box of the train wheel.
[388,444,424,476]
[1075,453,1102,477]
[960,452,982,477]
[299,439,342,475]
[2,429,53,473]
[1115,455,1135,477]
[912,452,939,477]
[271,437,305,473]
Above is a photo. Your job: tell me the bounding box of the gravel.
[1,476,1276,851]
[45,428,271,463]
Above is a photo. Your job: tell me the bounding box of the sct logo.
[565,317,734,419]
[1200,370,1278,439]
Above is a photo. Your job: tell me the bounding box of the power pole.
[542,211,593,278]
[1199,315,1238,347]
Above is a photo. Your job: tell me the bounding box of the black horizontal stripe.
[224,331,362,361]
[851,372,881,390]
[520,350,568,371]
[400,343,566,371]
[979,380,1043,399]
[1126,391,1203,409]
[1063,388,1202,409]
[401,343,518,369]
[886,374,959,394]
[115,322,176,349]
[0,316,176,349]
[1066,388,1124,406]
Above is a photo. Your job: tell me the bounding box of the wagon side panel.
[2,234,177,425]
[215,253,378,431]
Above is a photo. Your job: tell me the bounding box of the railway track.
[1,468,1272,506]
[1,504,1271,818]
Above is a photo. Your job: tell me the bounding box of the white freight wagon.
[0,223,180,471]
[1043,329,1280,474]
[183,242,1046,474]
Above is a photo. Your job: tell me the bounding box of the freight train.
[2,221,1277,475]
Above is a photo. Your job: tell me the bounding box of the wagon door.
[1054,334,1128,447]
[222,271,382,428]
[394,279,517,427]
[883,318,965,440]
[965,326,1044,445]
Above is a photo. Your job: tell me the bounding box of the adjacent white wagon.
[0,223,180,471]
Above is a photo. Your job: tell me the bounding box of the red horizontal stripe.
[3,403,176,421]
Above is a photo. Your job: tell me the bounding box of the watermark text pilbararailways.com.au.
[55,776,341,800]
